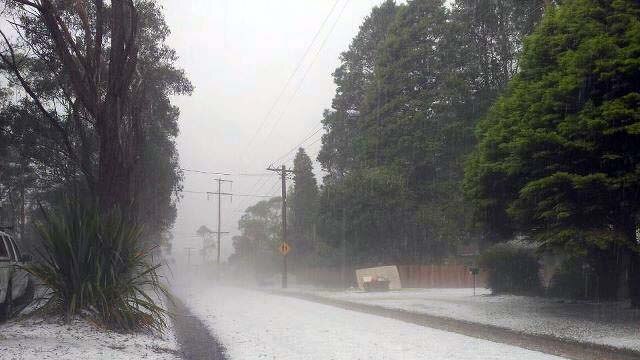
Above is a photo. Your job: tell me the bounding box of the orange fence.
[397,264,486,288]
[294,267,355,288]
[294,264,486,289]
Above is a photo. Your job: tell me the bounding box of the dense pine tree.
[465,0,640,305]
[289,148,319,257]
[318,0,399,183]
[315,0,546,265]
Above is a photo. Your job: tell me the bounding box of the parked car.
[0,230,33,320]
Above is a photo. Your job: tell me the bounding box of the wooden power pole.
[267,164,295,288]
[208,178,232,265]
[184,247,195,265]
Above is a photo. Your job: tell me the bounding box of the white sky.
[160,0,389,261]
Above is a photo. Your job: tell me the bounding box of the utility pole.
[342,207,347,288]
[267,164,295,288]
[184,247,195,265]
[207,178,233,265]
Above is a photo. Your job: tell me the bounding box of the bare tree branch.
[9,0,42,11]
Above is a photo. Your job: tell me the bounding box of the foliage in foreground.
[0,0,189,250]
[464,0,640,305]
[315,0,546,265]
[547,256,595,300]
[479,242,542,295]
[25,201,168,332]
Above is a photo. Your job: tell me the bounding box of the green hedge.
[479,242,542,295]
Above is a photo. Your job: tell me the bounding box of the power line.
[234,175,280,211]
[233,0,349,209]
[181,190,211,194]
[269,125,324,167]
[236,0,349,204]
[180,190,277,198]
[182,170,275,211]
[306,135,323,148]
[264,178,281,196]
[282,136,325,170]
[237,132,323,211]
[240,0,342,161]
[233,169,280,208]
[260,0,351,148]
[253,176,280,197]
[230,193,278,198]
[181,168,270,177]
[237,173,271,177]
[181,168,231,176]
[266,135,325,176]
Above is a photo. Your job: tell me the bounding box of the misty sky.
[160,0,389,261]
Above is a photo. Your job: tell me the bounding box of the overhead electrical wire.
[268,125,323,167]
[180,168,270,177]
[230,0,340,205]
[181,168,231,176]
[188,1,349,217]
[264,178,282,196]
[180,190,277,198]
[232,193,279,198]
[239,0,342,162]
[260,0,351,148]
[234,176,280,211]
[238,0,351,209]
[229,173,273,210]
[282,136,324,166]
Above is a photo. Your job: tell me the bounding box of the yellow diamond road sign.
[278,242,291,255]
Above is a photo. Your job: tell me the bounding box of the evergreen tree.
[229,197,283,277]
[289,148,319,257]
[318,0,400,182]
[356,0,462,261]
[465,0,640,305]
[316,0,546,265]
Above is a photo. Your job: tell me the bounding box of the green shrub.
[25,201,168,332]
[479,242,542,295]
[547,257,590,300]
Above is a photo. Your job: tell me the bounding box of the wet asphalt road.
[169,296,227,360]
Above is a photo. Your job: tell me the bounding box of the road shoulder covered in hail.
[273,288,640,360]
[300,288,640,353]
[0,317,180,360]
[171,281,567,360]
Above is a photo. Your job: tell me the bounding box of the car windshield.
[8,237,20,262]
[0,235,8,259]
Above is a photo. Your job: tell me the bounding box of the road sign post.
[267,165,295,289]
[278,242,291,255]
[469,267,480,296]
[278,242,291,288]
